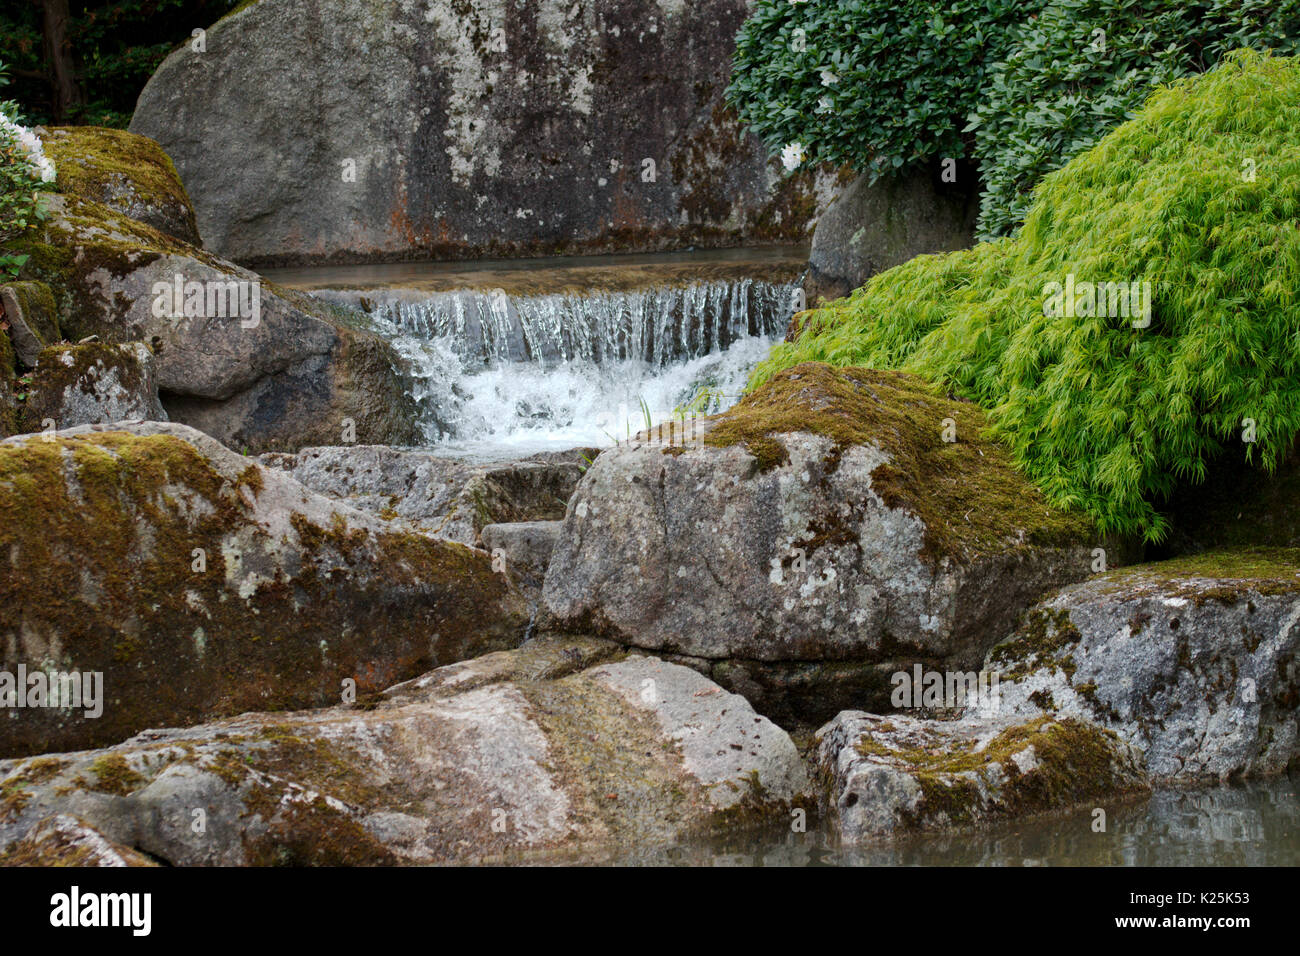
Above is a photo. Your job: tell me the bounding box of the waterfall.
[367,278,796,456]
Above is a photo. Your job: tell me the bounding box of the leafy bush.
[753,51,1300,542]
[971,0,1300,238]
[726,0,1038,180]
[0,64,56,280]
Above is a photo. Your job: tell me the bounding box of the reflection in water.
[589,775,1299,866]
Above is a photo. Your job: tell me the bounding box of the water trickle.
[368,279,796,456]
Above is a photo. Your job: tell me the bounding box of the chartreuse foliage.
[971,0,1300,238]
[752,51,1300,542]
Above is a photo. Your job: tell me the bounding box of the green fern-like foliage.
[754,50,1300,542]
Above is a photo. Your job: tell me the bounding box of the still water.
[582,774,1299,866]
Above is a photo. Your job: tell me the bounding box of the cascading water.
[367,278,797,456]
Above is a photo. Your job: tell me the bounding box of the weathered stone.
[0,814,157,867]
[261,445,586,546]
[986,549,1300,781]
[482,521,562,601]
[816,711,1148,840]
[801,167,978,309]
[128,0,842,268]
[41,126,201,247]
[543,363,1100,721]
[0,639,808,865]
[18,341,167,432]
[10,131,420,453]
[0,282,61,367]
[0,421,527,758]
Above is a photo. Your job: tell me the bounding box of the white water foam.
[366,279,795,457]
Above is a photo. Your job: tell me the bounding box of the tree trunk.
[37,0,82,123]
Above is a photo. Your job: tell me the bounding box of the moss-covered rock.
[17,341,166,433]
[8,148,420,452]
[0,814,158,867]
[0,282,61,368]
[0,640,808,865]
[0,332,15,439]
[0,421,528,758]
[817,711,1148,839]
[543,362,1106,724]
[41,126,201,246]
[987,548,1300,781]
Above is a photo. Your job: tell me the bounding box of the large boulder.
[816,712,1147,839]
[17,342,167,432]
[0,421,527,758]
[543,363,1101,724]
[10,127,420,453]
[260,444,590,546]
[0,639,808,865]
[986,549,1300,781]
[128,0,842,268]
[801,166,979,309]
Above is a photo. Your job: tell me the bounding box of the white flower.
[1,112,56,185]
[781,142,806,171]
[820,70,839,86]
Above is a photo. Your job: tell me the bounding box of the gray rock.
[986,551,1300,781]
[261,445,584,546]
[0,638,808,865]
[22,128,420,454]
[0,282,61,367]
[802,167,978,308]
[816,711,1148,840]
[19,341,167,431]
[543,364,1099,722]
[0,420,527,758]
[480,520,556,580]
[128,0,843,268]
[587,656,808,811]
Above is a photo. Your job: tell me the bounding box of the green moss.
[1,281,61,352]
[990,607,1081,680]
[861,717,1146,828]
[84,753,145,796]
[0,429,520,758]
[705,362,1093,561]
[42,126,195,217]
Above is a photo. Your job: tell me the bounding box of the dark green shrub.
[727,0,1038,179]
[971,0,1300,238]
[754,51,1300,542]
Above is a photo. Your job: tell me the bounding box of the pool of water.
[570,774,1300,866]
